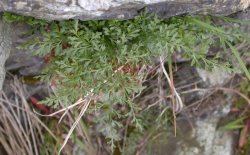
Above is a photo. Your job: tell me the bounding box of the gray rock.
[234,7,250,20]
[5,51,45,76]
[0,0,249,20]
[5,23,46,76]
[144,95,236,155]
[234,8,250,35]
[0,18,12,90]
[196,68,232,86]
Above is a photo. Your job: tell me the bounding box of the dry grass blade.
[34,97,86,117]
[159,56,184,136]
[58,97,91,155]
[0,77,56,155]
[159,56,184,112]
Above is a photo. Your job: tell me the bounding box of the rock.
[196,68,232,86]
[175,97,235,155]
[234,7,250,20]
[5,22,46,76]
[233,8,250,35]
[6,51,45,76]
[0,18,12,90]
[0,0,249,20]
[144,95,237,155]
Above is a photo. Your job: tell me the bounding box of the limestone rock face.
[0,0,249,20]
[0,19,12,90]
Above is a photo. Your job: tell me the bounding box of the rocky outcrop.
[0,0,249,21]
[0,18,12,90]
[5,23,46,77]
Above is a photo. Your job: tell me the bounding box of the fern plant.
[3,12,250,154]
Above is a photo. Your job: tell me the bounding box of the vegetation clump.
[2,12,250,154]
